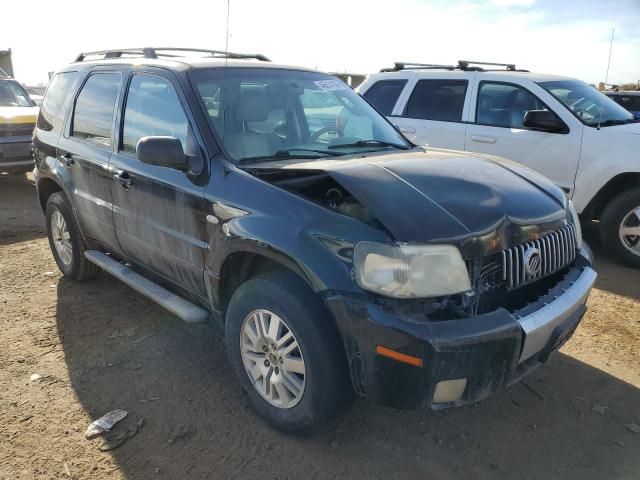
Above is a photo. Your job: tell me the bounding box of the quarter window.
[476,82,548,128]
[363,80,408,115]
[72,73,121,147]
[122,75,190,154]
[37,72,78,132]
[404,79,468,122]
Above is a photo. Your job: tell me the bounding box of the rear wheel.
[45,192,99,280]
[600,188,640,268]
[225,270,351,434]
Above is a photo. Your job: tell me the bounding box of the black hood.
[245,149,567,256]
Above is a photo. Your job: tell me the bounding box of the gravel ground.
[1,172,639,480]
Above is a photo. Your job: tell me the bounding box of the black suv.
[34,48,596,433]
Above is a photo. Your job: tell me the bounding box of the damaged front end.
[240,153,595,410]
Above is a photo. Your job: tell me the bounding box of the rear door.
[56,70,123,250]
[465,76,582,193]
[109,70,209,298]
[390,73,473,150]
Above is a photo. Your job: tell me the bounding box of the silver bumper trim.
[517,266,597,363]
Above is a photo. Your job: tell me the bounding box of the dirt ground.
[1,172,639,480]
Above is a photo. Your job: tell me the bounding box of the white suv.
[359,61,640,268]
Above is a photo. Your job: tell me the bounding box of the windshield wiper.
[239,148,342,164]
[597,118,636,127]
[328,139,409,150]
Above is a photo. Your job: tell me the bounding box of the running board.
[84,250,209,323]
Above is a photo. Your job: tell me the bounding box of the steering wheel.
[310,127,340,142]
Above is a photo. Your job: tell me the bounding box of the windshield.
[190,68,410,163]
[0,79,35,107]
[538,80,634,127]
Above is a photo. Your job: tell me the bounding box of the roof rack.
[380,60,528,73]
[74,47,271,63]
[380,62,457,72]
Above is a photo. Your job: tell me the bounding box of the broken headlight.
[353,242,471,298]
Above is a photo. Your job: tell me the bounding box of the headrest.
[237,89,269,122]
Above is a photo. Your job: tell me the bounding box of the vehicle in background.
[24,86,46,106]
[359,61,640,268]
[605,91,640,120]
[34,48,595,433]
[0,72,38,173]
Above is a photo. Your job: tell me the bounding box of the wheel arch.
[215,249,319,320]
[37,176,65,212]
[581,172,640,222]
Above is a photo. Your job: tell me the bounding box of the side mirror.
[136,136,188,170]
[523,110,566,133]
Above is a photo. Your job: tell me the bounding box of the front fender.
[203,163,391,308]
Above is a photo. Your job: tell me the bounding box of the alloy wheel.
[618,207,640,257]
[51,210,73,265]
[240,309,306,409]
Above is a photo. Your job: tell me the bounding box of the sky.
[3,0,640,86]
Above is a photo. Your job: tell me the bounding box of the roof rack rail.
[380,62,457,72]
[380,60,528,73]
[74,47,271,63]
[457,60,528,72]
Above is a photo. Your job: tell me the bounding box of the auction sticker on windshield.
[314,79,347,91]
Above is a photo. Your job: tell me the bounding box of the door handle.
[114,171,133,189]
[397,126,416,134]
[61,152,74,167]
[471,135,497,144]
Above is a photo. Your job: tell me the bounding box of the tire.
[225,270,351,434]
[45,192,100,280]
[600,188,640,269]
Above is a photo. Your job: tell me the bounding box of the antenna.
[597,28,615,130]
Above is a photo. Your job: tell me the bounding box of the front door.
[465,77,582,194]
[109,71,209,298]
[56,71,123,250]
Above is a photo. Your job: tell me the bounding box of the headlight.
[568,200,583,250]
[353,242,471,298]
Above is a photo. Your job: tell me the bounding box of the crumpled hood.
[0,106,39,125]
[247,149,567,246]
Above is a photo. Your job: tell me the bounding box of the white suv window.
[404,79,468,122]
[363,79,408,115]
[476,81,548,129]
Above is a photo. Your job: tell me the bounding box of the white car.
[358,61,640,268]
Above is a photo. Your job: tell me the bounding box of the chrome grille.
[501,224,577,290]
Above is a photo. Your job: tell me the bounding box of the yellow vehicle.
[1,75,38,173]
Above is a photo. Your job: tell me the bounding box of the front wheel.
[225,270,351,434]
[600,188,640,268]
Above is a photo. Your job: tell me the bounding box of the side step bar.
[84,250,209,323]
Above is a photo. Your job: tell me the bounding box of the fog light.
[433,378,467,404]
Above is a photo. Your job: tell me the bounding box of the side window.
[363,79,408,115]
[72,73,121,147]
[404,79,468,122]
[476,82,548,129]
[37,72,79,132]
[122,75,190,154]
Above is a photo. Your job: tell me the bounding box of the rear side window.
[121,75,190,154]
[404,79,468,122]
[37,72,78,132]
[363,80,407,115]
[71,73,121,147]
[476,81,548,128]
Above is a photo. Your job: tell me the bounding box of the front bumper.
[0,136,34,171]
[325,252,596,409]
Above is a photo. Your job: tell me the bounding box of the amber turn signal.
[375,345,424,367]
